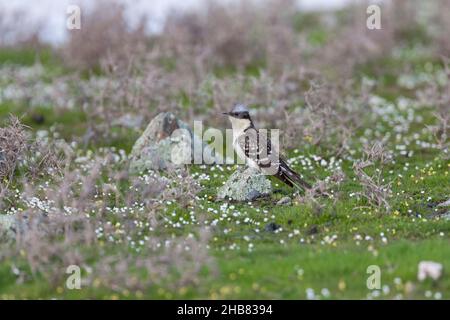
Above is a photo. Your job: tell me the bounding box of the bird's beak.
[222,112,230,116]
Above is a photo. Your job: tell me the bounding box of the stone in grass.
[218,167,272,201]
[0,214,17,241]
[264,222,281,232]
[276,196,292,206]
[417,261,443,281]
[129,112,222,172]
[0,213,47,241]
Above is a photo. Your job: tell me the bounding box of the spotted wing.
[236,128,279,169]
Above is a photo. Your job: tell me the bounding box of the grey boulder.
[0,213,47,241]
[218,167,272,201]
[0,214,17,240]
[129,112,222,172]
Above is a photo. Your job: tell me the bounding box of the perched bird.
[223,103,311,190]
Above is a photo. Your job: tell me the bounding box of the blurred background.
[1,0,449,148]
[2,0,355,44]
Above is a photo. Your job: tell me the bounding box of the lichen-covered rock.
[0,214,17,240]
[129,112,221,172]
[218,167,272,201]
[0,213,47,241]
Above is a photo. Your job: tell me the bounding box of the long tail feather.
[277,161,311,190]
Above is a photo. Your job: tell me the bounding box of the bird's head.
[222,104,252,131]
[222,103,251,119]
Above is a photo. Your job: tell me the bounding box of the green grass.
[209,239,450,299]
[0,47,52,66]
[1,238,449,299]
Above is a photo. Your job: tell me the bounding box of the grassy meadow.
[0,0,449,299]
